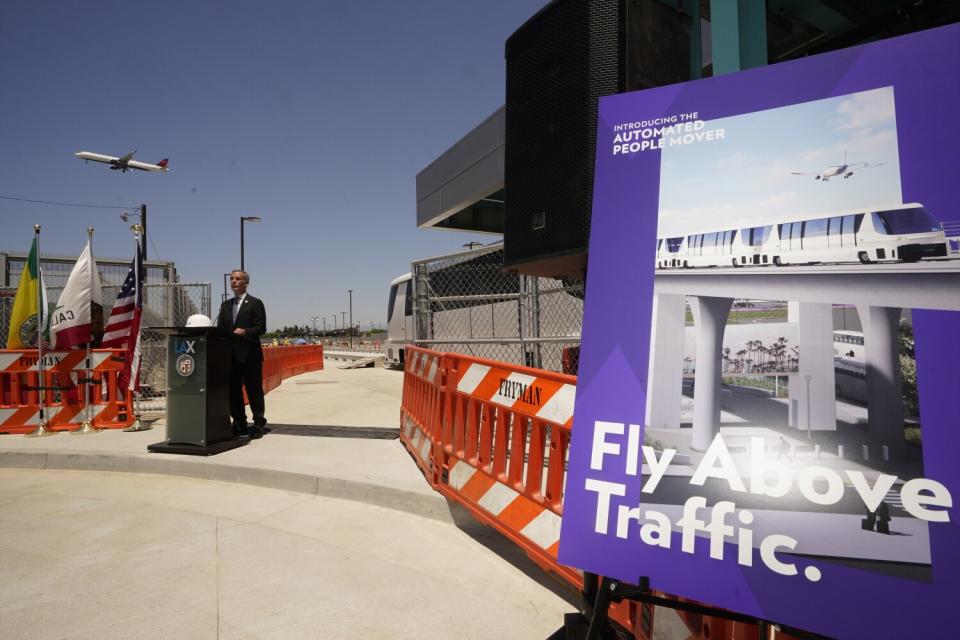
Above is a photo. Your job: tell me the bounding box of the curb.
[0,449,457,525]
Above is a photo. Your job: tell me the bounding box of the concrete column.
[645,293,687,430]
[857,305,905,458]
[691,296,733,451]
[788,302,837,432]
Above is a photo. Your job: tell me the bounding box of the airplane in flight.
[791,151,884,182]
[74,150,169,173]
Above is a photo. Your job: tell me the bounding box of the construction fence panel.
[0,348,133,433]
[411,244,584,373]
[260,345,325,396]
[400,346,665,640]
[438,349,578,585]
[399,346,444,483]
[1,282,211,416]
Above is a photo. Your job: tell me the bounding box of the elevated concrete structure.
[645,264,959,458]
[689,296,733,451]
[654,263,960,311]
[788,302,837,432]
[858,304,906,457]
[645,293,686,431]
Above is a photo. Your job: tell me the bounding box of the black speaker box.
[503,0,689,276]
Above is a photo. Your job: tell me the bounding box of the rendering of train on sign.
[74,149,169,172]
[655,203,949,268]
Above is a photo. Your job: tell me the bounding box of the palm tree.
[767,341,783,371]
[755,340,766,369]
[774,337,788,370]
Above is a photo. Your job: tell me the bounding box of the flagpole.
[74,226,100,435]
[25,224,54,437]
[125,223,151,432]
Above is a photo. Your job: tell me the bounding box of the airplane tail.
[157,159,169,169]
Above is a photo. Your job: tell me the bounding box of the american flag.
[101,242,144,391]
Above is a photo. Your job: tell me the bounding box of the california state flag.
[50,238,104,349]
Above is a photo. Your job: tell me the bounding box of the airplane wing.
[117,149,136,163]
[843,161,887,169]
[790,171,819,176]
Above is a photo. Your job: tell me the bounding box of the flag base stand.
[24,422,56,438]
[124,415,156,432]
[70,420,101,435]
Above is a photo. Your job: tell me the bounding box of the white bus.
[656,203,947,269]
[834,357,867,403]
[833,330,865,361]
[385,272,414,366]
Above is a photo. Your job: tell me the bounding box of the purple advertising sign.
[558,24,960,639]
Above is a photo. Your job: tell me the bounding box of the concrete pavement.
[0,469,574,639]
[0,359,692,639]
[0,362,581,638]
[0,364,447,520]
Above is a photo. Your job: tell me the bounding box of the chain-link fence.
[1,282,211,415]
[412,243,583,372]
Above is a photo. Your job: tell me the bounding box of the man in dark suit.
[217,269,268,438]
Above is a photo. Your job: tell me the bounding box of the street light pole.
[240,216,261,272]
[348,289,353,349]
[322,316,327,337]
[341,311,347,340]
[140,204,147,261]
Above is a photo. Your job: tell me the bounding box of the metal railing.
[411,243,583,372]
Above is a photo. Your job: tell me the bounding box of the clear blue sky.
[659,87,902,235]
[0,1,543,330]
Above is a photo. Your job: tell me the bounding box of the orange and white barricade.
[253,344,324,400]
[399,347,444,484]
[435,351,580,586]
[0,349,133,433]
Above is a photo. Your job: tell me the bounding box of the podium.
[148,326,248,455]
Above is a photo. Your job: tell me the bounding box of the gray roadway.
[0,361,691,640]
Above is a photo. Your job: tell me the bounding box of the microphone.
[213,297,231,328]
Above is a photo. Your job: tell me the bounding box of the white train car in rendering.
[656,202,947,269]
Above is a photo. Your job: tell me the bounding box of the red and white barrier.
[0,349,133,433]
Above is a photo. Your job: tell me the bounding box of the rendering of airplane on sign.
[560,22,960,640]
